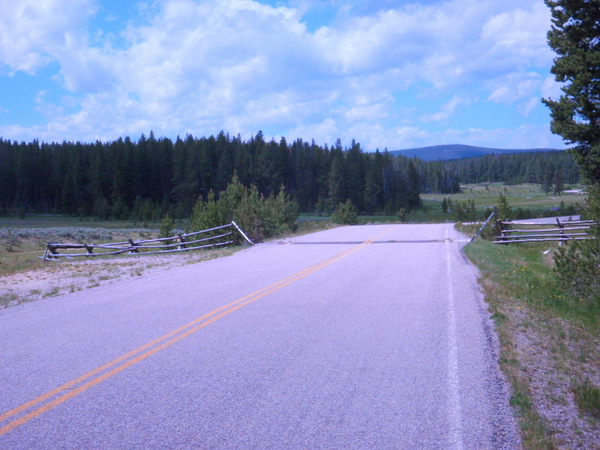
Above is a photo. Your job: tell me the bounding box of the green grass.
[0,292,18,309]
[464,240,556,447]
[463,238,600,447]
[573,380,600,418]
[423,183,586,218]
[355,183,585,224]
[465,240,600,324]
[0,215,194,230]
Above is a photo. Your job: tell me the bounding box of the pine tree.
[542,0,600,183]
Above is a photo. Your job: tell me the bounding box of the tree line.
[0,131,581,221]
[0,131,458,220]
[444,150,581,188]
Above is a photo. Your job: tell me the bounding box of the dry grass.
[0,226,236,308]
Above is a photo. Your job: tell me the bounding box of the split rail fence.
[42,221,253,261]
[493,218,597,245]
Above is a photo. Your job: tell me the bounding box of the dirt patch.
[0,249,233,309]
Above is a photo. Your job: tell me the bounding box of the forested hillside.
[446,151,581,187]
[0,132,459,219]
[391,144,561,161]
[0,132,581,220]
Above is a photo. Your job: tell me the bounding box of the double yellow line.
[0,228,393,436]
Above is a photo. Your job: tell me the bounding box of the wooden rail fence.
[493,218,597,244]
[42,221,253,260]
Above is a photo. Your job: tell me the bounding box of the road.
[0,224,520,448]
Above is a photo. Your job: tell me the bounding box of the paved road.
[0,224,520,448]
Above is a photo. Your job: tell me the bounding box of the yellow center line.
[0,227,395,436]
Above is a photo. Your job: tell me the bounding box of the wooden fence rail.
[42,221,253,260]
[493,219,597,244]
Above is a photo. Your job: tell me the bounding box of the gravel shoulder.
[0,248,235,308]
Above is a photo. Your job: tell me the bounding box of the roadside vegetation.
[457,185,600,447]
[0,182,587,278]
[462,236,600,448]
[469,0,600,444]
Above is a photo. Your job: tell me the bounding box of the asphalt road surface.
[0,224,520,448]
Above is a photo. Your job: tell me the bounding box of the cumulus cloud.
[0,0,96,74]
[0,0,563,149]
[487,72,548,116]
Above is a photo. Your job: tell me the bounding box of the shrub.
[190,177,299,242]
[397,208,407,223]
[4,230,21,252]
[233,185,264,241]
[332,200,358,225]
[452,199,477,222]
[553,185,600,307]
[497,192,512,221]
[261,185,299,238]
[191,190,225,232]
[159,215,174,245]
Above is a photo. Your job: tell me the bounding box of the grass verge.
[463,237,600,448]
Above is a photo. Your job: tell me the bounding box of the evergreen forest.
[0,131,581,221]
[446,150,581,188]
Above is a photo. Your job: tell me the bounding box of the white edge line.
[446,228,464,449]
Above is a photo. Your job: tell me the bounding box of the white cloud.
[487,72,547,116]
[0,0,561,149]
[480,3,553,69]
[420,95,471,123]
[0,0,96,74]
[289,117,340,147]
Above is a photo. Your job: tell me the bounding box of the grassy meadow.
[421,182,586,220]
[0,216,173,279]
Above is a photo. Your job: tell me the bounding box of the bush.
[397,208,407,223]
[513,207,533,220]
[190,177,298,242]
[553,185,600,307]
[261,185,299,238]
[159,215,175,245]
[497,192,512,221]
[332,200,358,225]
[4,230,22,252]
[452,199,477,222]
[233,185,264,241]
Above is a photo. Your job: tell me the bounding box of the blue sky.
[0,0,566,150]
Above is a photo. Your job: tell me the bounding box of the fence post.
[45,244,59,260]
[231,221,254,245]
[128,239,139,253]
[557,218,565,246]
[471,212,495,242]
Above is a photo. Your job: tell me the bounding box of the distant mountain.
[390,144,564,161]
